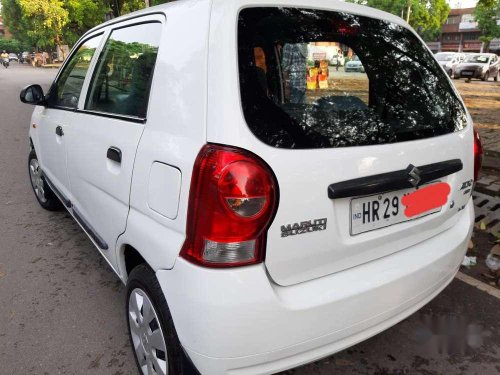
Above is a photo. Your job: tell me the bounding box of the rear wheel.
[494,71,498,82]
[126,264,198,375]
[28,150,62,211]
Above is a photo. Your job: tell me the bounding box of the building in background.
[427,7,499,54]
[0,16,12,38]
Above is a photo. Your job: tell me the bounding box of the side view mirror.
[20,84,46,105]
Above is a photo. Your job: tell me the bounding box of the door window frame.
[46,31,107,111]
[76,15,165,123]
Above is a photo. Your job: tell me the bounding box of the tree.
[474,0,500,51]
[347,0,450,41]
[63,0,108,46]
[2,0,70,52]
[2,0,108,50]
[0,38,30,53]
[1,0,34,47]
[1,0,177,52]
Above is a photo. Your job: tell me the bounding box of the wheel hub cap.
[129,288,168,375]
[29,158,47,203]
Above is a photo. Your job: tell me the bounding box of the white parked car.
[330,52,345,67]
[344,55,365,72]
[20,0,481,374]
[434,52,466,77]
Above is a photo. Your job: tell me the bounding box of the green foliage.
[0,37,30,53]
[17,0,69,48]
[64,0,108,45]
[0,0,168,50]
[474,0,500,48]
[1,0,33,46]
[346,0,450,41]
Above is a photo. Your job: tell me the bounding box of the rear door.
[209,4,473,286]
[65,19,163,266]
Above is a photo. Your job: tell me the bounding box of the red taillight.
[180,144,278,268]
[473,129,483,182]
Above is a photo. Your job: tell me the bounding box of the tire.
[28,150,62,211]
[494,72,498,82]
[126,264,199,375]
[482,72,489,81]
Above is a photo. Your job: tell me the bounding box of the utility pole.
[145,0,150,7]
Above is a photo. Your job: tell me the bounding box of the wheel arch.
[119,244,148,282]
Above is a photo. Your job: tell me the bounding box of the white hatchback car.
[21,0,482,374]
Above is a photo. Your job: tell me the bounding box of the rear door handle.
[55,126,64,136]
[107,147,122,163]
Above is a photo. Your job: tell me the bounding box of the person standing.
[282,43,308,104]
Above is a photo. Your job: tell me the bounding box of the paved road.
[1,64,499,375]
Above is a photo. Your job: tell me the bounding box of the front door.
[65,20,162,267]
[36,33,104,201]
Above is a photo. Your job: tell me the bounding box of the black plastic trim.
[85,11,165,35]
[107,147,122,163]
[43,175,72,208]
[75,109,146,124]
[328,159,463,199]
[72,208,109,250]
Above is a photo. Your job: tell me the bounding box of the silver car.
[434,52,465,77]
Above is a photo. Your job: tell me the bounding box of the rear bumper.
[157,201,473,375]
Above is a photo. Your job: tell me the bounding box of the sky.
[448,0,479,8]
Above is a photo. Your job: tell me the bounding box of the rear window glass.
[238,8,467,149]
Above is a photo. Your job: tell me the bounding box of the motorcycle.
[2,58,9,68]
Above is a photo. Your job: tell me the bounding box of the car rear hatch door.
[229,6,473,286]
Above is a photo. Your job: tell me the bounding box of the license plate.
[462,71,473,76]
[350,185,443,235]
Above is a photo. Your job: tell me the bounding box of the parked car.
[434,52,465,77]
[330,52,345,67]
[20,1,480,374]
[8,53,19,62]
[344,54,365,72]
[454,53,499,81]
[19,51,30,63]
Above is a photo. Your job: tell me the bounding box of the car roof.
[84,0,411,36]
[85,0,206,36]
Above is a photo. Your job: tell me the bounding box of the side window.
[85,22,162,118]
[47,34,103,109]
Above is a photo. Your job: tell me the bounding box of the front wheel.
[28,150,62,211]
[126,264,198,375]
[482,72,489,81]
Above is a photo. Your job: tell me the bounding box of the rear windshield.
[238,8,467,149]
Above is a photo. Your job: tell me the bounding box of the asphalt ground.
[0,63,499,375]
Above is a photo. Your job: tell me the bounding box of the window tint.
[238,8,467,149]
[47,34,103,109]
[86,22,161,118]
